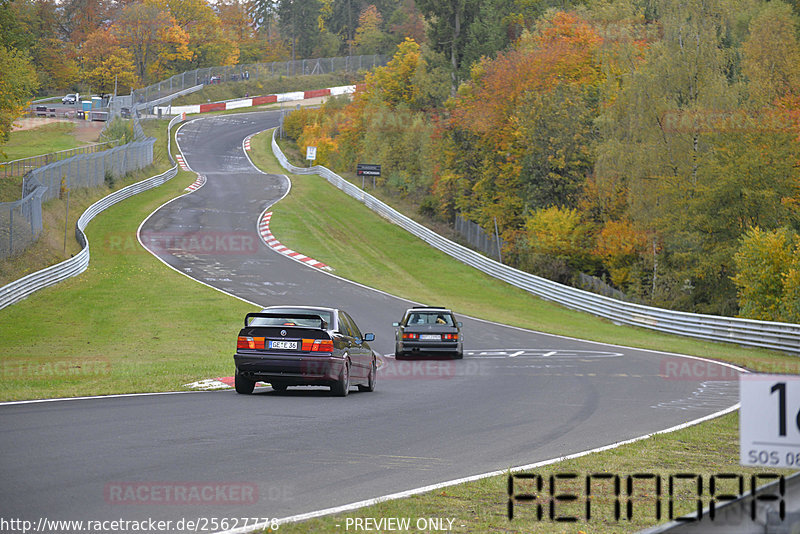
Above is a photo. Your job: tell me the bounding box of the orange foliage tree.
[443,11,603,257]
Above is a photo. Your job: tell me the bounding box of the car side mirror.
[364,333,375,342]
[457,322,463,327]
[392,322,400,327]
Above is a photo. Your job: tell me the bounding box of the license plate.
[269,340,298,350]
[419,334,441,341]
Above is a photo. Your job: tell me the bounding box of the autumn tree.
[526,206,592,263]
[741,1,800,106]
[249,0,279,39]
[83,29,138,94]
[445,11,602,242]
[113,1,192,83]
[594,219,649,289]
[415,0,482,90]
[278,0,323,60]
[35,38,81,92]
[362,38,447,110]
[0,0,37,51]
[352,5,389,55]
[387,0,425,45]
[61,0,113,45]
[153,0,238,69]
[732,227,798,322]
[593,0,742,312]
[0,45,39,147]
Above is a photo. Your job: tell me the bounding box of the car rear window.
[250,308,332,328]
[406,312,454,326]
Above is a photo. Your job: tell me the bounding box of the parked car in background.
[62,93,78,105]
[394,306,463,359]
[233,306,377,396]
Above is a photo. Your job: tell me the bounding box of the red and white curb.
[175,154,191,171]
[258,211,332,271]
[184,378,233,390]
[244,136,252,151]
[184,174,206,192]
[157,84,361,117]
[183,377,276,390]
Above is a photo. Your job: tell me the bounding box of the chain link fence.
[131,55,387,107]
[21,139,156,203]
[454,214,504,262]
[0,186,46,257]
[1,138,155,260]
[0,140,123,180]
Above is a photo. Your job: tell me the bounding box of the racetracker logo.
[379,359,487,380]
[107,232,258,255]
[660,109,800,134]
[659,358,739,381]
[1,358,110,378]
[104,482,258,505]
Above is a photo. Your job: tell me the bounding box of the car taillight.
[302,339,334,352]
[237,336,265,349]
[402,333,418,340]
[443,334,459,341]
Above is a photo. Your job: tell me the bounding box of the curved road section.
[0,111,740,530]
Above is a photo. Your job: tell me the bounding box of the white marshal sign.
[306,146,317,161]
[740,373,800,469]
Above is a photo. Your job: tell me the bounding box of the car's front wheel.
[271,382,288,392]
[331,361,350,397]
[234,370,255,394]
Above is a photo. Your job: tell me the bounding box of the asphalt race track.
[0,111,741,530]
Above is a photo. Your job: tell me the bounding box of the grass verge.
[2,121,94,162]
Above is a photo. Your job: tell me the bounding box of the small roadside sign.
[741,373,800,469]
[306,146,317,161]
[356,163,381,176]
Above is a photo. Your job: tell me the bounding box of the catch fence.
[132,55,387,107]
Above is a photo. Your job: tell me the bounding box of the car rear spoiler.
[244,312,327,329]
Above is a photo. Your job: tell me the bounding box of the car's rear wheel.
[331,361,350,397]
[454,351,463,359]
[358,358,377,392]
[234,370,255,394]
[271,382,288,392]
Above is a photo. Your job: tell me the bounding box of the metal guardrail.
[0,166,178,311]
[271,130,800,354]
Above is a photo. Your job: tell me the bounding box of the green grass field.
[1,121,96,162]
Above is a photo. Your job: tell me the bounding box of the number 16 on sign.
[740,374,800,469]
